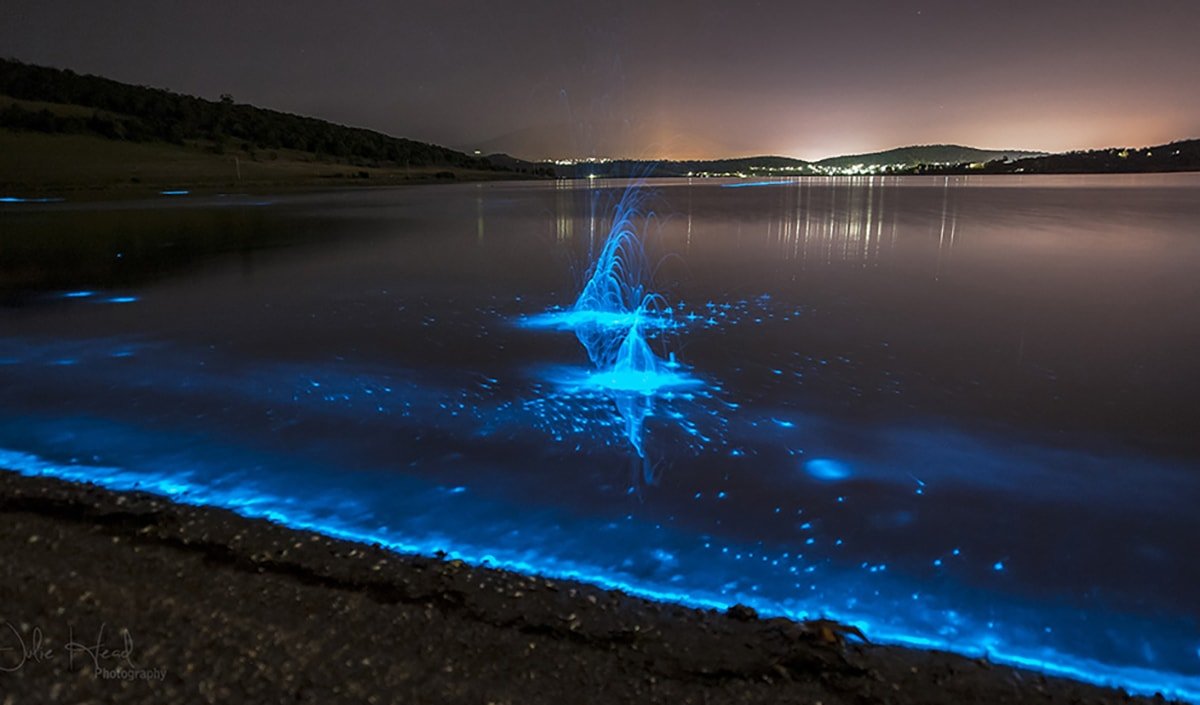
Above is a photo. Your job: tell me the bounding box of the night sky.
[3,0,1199,161]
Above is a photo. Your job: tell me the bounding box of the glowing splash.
[570,182,668,368]
[526,181,705,465]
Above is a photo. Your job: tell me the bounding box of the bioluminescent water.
[522,181,705,466]
[1,177,1199,700]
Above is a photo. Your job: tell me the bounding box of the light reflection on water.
[2,175,1199,700]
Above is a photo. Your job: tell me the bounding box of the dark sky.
[4,0,1199,160]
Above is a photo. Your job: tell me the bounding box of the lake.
[2,174,1198,699]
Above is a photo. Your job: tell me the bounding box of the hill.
[813,144,1044,171]
[919,139,1200,175]
[0,58,551,195]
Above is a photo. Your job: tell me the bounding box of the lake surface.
[2,175,1198,699]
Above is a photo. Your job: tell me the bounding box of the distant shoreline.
[3,125,1197,206]
[0,128,539,203]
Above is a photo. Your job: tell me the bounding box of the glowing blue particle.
[62,291,95,299]
[160,190,190,196]
[804,458,851,482]
[994,561,1006,572]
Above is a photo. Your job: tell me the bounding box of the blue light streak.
[519,309,680,333]
[544,364,701,396]
[54,292,139,305]
[0,196,65,203]
[721,181,794,188]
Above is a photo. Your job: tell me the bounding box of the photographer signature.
[1,622,135,673]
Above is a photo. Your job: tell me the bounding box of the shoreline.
[0,127,544,203]
[0,170,539,204]
[4,171,1198,208]
[0,470,1178,704]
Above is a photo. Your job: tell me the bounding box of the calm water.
[2,175,1199,698]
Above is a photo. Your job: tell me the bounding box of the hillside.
[0,58,551,195]
[813,144,1044,170]
[920,139,1200,175]
[0,58,505,169]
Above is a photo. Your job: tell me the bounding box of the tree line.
[0,58,517,171]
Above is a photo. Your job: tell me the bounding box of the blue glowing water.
[567,182,667,368]
[1,177,1199,700]
[531,180,706,464]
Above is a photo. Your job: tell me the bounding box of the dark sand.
[0,472,1176,704]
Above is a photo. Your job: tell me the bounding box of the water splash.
[570,183,667,368]
[574,183,682,464]
[524,181,705,468]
